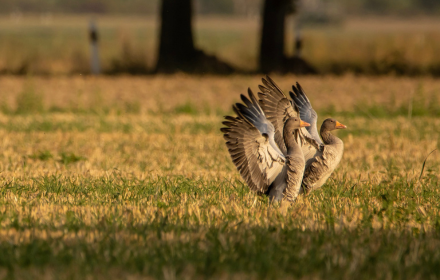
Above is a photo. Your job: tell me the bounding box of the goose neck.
[284,129,301,155]
[320,130,341,145]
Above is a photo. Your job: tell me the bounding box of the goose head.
[284,117,310,134]
[321,118,347,133]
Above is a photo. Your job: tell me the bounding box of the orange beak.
[335,121,347,129]
[300,120,311,127]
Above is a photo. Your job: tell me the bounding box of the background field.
[0,74,439,279]
[1,15,440,75]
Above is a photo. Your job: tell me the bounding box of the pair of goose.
[221,76,346,202]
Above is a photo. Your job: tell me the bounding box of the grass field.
[0,74,439,279]
[1,15,440,75]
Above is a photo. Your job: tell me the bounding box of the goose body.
[221,88,310,202]
[258,76,346,193]
[301,134,344,192]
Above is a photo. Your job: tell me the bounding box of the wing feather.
[222,89,286,193]
[290,82,324,146]
[258,76,322,162]
[258,76,298,155]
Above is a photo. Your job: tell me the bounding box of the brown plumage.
[300,118,346,192]
[221,88,310,202]
[258,76,347,193]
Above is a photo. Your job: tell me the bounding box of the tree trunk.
[156,0,196,72]
[259,0,289,73]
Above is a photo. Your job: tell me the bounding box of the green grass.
[2,113,440,141]
[322,90,440,119]
[0,174,439,279]
[0,75,440,279]
[28,150,53,161]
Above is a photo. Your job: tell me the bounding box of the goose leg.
[267,183,286,202]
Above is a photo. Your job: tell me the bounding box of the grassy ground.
[0,15,440,75]
[0,75,439,279]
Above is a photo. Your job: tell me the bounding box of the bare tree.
[156,0,194,72]
[259,0,290,73]
[155,0,233,73]
[259,0,315,74]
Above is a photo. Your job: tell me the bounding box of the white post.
[89,19,101,75]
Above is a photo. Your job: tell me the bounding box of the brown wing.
[258,76,323,161]
[222,116,285,193]
[258,76,298,155]
[290,82,324,147]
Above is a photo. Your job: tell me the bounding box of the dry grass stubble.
[0,75,439,278]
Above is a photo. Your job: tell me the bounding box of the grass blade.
[418,149,437,181]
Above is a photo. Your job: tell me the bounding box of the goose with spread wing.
[258,76,347,193]
[221,88,310,202]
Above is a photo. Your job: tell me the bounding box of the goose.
[258,76,347,193]
[221,88,310,202]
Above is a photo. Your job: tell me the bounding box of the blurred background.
[1,0,440,76]
[1,3,440,278]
